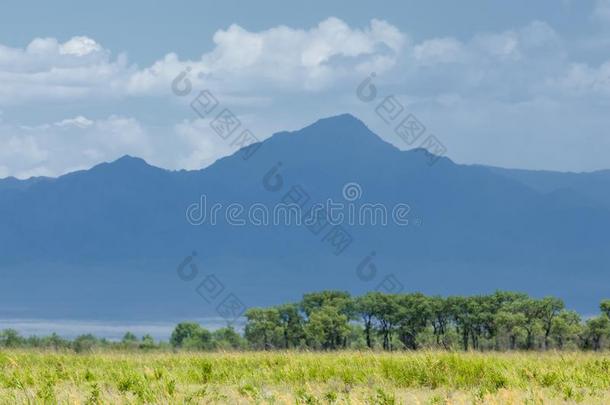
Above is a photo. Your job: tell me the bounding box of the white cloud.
[0,19,405,105]
[473,31,520,60]
[173,118,239,170]
[413,38,465,65]
[395,21,572,103]
[55,116,94,129]
[0,116,151,178]
[128,17,406,94]
[548,61,610,95]
[0,114,264,179]
[0,36,131,105]
[59,36,103,56]
[1,14,610,176]
[0,18,600,107]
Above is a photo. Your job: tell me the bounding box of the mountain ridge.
[1,114,609,320]
[3,114,609,184]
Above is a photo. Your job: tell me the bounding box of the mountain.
[1,114,609,322]
[486,166,610,211]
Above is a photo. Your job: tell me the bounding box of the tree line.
[3,291,610,352]
[241,291,610,351]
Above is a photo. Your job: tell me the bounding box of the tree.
[583,316,610,350]
[276,303,305,349]
[41,333,69,350]
[371,294,401,350]
[212,326,245,350]
[468,296,495,350]
[346,324,367,349]
[139,334,156,349]
[505,298,543,350]
[0,329,24,348]
[395,293,430,350]
[495,309,526,350]
[122,332,138,344]
[304,305,350,350]
[182,329,213,350]
[483,291,528,349]
[550,310,581,349]
[355,292,381,349]
[73,334,99,353]
[300,291,354,350]
[244,308,281,349]
[538,297,564,350]
[447,296,478,351]
[301,291,353,318]
[428,296,450,349]
[170,322,212,349]
[171,322,201,347]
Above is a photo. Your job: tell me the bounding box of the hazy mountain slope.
[1,114,609,320]
[486,166,610,211]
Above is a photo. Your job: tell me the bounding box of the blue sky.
[1,0,609,177]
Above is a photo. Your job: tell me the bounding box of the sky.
[1,0,610,178]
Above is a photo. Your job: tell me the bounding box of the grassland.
[1,350,610,404]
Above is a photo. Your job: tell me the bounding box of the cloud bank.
[1,14,610,177]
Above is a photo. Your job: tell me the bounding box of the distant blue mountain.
[486,166,610,210]
[1,114,609,322]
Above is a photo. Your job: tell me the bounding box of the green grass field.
[1,350,610,404]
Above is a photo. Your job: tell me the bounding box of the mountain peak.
[306,113,369,133]
[285,113,400,156]
[112,155,149,166]
[86,154,158,176]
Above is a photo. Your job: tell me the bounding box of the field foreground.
[1,350,610,404]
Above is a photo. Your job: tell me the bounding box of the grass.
[1,350,610,404]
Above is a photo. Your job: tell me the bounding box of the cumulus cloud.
[402,21,566,98]
[2,14,610,177]
[0,36,132,105]
[0,114,263,179]
[128,17,406,95]
[413,38,465,65]
[59,36,103,56]
[548,61,610,96]
[173,118,240,170]
[0,18,406,105]
[0,116,150,178]
[0,17,603,107]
